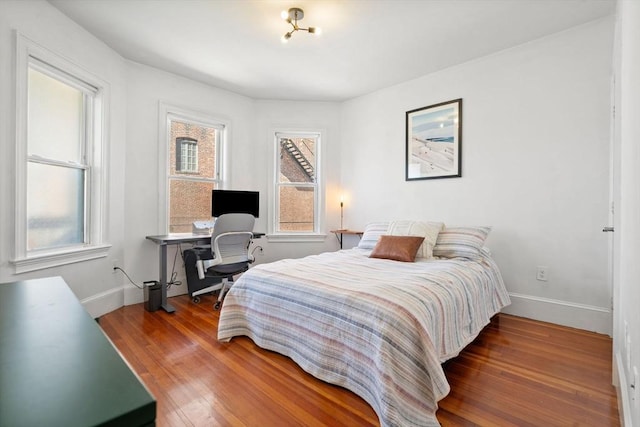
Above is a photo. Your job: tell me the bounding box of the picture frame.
[405,98,462,181]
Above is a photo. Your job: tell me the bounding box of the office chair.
[195,213,255,310]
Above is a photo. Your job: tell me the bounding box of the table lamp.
[340,196,344,230]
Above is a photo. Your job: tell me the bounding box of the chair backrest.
[210,213,255,267]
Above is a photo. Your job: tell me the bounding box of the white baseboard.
[615,351,633,427]
[502,292,612,336]
[80,282,189,318]
[80,287,123,319]
[124,283,146,305]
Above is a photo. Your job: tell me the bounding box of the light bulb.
[312,27,322,36]
[281,10,289,20]
[281,32,291,43]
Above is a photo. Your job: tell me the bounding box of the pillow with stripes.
[357,221,390,250]
[433,226,491,260]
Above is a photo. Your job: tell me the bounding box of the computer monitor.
[211,190,259,218]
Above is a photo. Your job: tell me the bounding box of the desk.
[146,232,264,313]
[0,277,156,426]
[330,229,363,249]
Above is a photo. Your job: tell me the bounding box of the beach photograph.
[406,99,461,180]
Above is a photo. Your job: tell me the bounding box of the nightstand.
[330,229,363,249]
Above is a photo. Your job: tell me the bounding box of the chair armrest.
[196,259,205,279]
[196,258,221,279]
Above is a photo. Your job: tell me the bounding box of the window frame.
[268,130,325,242]
[13,33,111,273]
[158,103,227,234]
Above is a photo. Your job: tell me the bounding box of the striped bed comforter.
[218,248,510,426]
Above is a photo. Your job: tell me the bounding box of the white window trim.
[158,102,228,234]
[12,33,111,273]
[267,129,326,243]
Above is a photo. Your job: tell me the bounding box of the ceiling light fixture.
[281,7,321,43]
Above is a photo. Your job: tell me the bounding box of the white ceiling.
[48,0,615,102]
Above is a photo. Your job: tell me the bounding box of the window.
[165,113,223,233]
[272,131,323,238]
[176,137,198,173]
[13,35,109,272]
[26,63,90,251]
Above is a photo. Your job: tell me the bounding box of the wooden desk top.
[330,229,364,235]
[0,277,156,427]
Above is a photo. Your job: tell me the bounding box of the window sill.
[266,233,327,243]
[12,244,112,274]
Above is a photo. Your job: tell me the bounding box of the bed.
[218,223,510,426]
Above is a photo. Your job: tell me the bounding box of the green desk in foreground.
[0,276,156,427]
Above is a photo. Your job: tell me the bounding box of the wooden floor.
[99,294,620,426]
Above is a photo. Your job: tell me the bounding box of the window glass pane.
[279,186,315,232]
[177,139,198,173]
[279,137,315,184]
[170,121,215,178]
[169,180,214,233]
[28,68,83,162]
[27,162,84,250]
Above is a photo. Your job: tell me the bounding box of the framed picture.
[405,98,462,181]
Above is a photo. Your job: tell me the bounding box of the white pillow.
[387,220,444,259]
[357,222,390,249]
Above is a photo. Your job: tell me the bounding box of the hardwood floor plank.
[99,295,619,426]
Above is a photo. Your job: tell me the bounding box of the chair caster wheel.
[192,296,200,304]
[214,301,222,310]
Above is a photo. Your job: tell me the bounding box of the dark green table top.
[0,276,156,427]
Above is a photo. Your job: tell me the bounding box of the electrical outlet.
[536,266,549,281]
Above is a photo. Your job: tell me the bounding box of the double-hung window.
[163,106,224,233]
[271,131,324,240]
[14,35,109,272]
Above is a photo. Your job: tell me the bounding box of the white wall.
[0,1,128,317]
[340,18,614,334]
[613,1,640,425]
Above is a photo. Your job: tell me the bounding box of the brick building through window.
[168,120,218,232]
[277,135,318,232]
